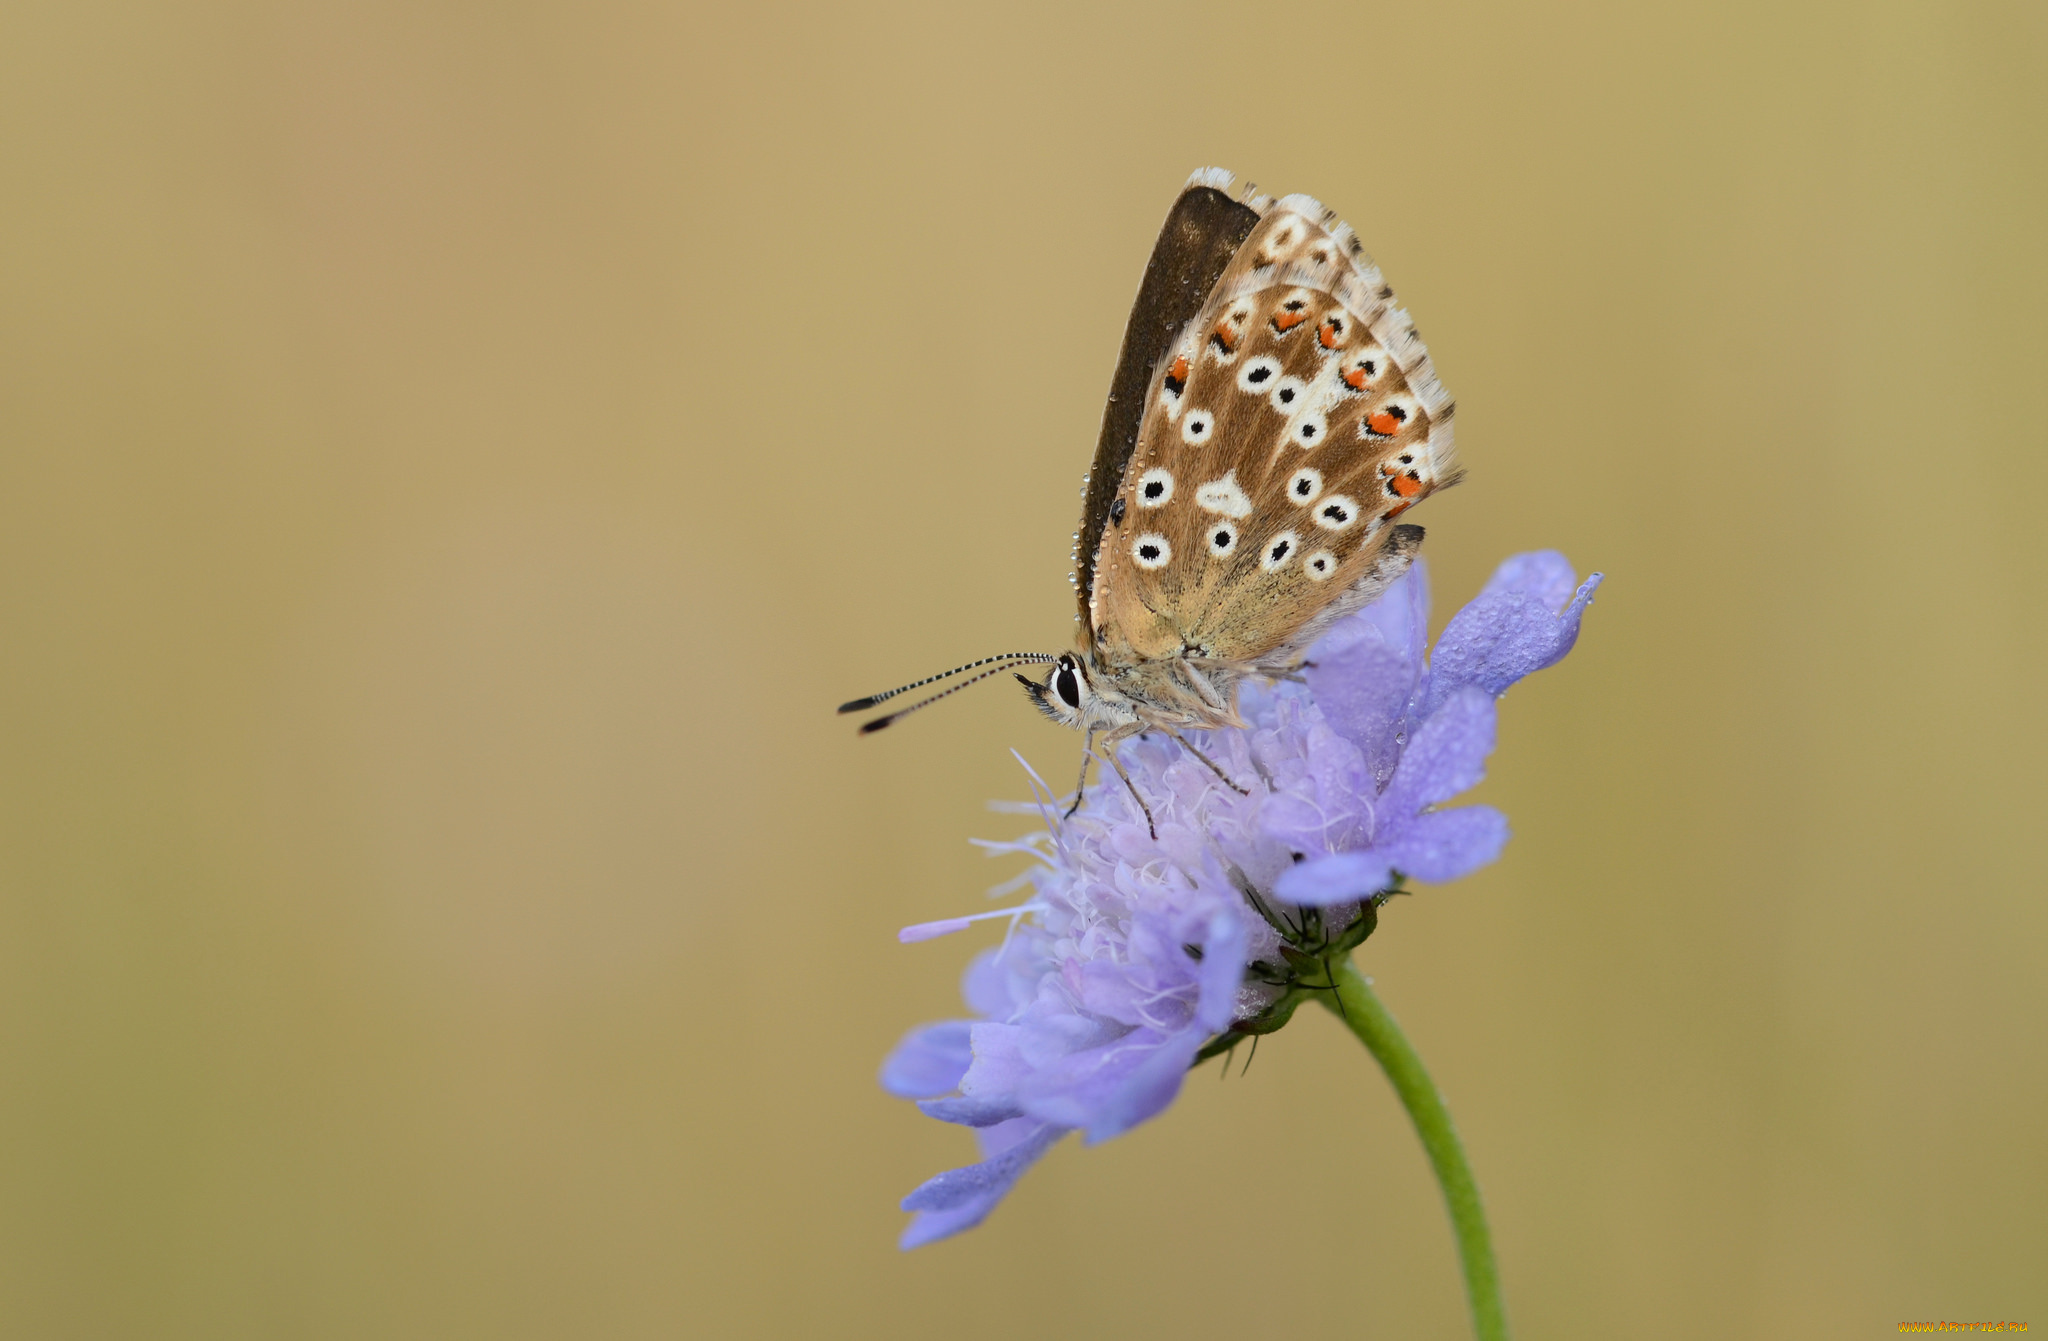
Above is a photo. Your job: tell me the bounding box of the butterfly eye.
[1303,550,1339,582]
[1053,663,1085,710]
[1181,412,1213,445]
[1260,531,1301,573]
[1270,376,1308,413]
[1236,356,1282,392]
[1315,494,1359,532]
[1288,468,1324,503]
[1136,467,1174,507]
[1207,522,1239,558]
[1291,413,1328,447]
[1131,533,1172,570]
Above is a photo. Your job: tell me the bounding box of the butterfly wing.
[1088,187,1459,668]
[1076,169,1263,629]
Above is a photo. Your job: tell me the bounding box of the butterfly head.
[1017,653,1090,726]
[1015,651,1142,735]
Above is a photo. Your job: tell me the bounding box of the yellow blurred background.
[3,1,2043,1336]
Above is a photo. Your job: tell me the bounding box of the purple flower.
[881,552,1601,1248]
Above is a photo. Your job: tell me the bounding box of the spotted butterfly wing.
[1086,171,1459,670]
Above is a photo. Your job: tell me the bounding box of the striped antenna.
[838,653,1058,715]
[852,658,1054,735]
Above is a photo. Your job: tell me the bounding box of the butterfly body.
[847,169,1459,816]
[1026,170,1456,748]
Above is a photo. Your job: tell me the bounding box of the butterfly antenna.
[853,659,1051,735]
[838,653,1058,715]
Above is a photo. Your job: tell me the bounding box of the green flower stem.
[1320,955,1509,1341]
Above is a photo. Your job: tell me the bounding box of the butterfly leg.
[1063,731,1096,819]
[1165,728,1251,796]
[1099,746,1157,840]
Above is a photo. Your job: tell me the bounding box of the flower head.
[881,552,1601,1248]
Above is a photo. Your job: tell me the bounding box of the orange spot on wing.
[1169,354,1188,383]
[1272,310,1307,332]
[1388,472,1423,498]
[1342,367,1370,391]
[1212,319,1240,351]
[1384,501,1412,520]
[1368,411,1403,435]
[1318,321,1342,349]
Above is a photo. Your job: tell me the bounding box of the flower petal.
[1008,1022,1210,1142]
[958,1005,1115,1102]
[1480,550,1580,610]
[1301,561,1429,768]
[879,1021,974,1099]
[1303,635,1423,775]
[1380,805,1510,884]
[899,1119,1066,1249]
[1274,850,1395,906]
[1423,552,1602,714]
[1078,1029,1207,1142]
[1194,910,1250,1033]
[961,947,1025,1019]
[1350,557,1431,666]
[1071,960,1157,1026]
[1381,686,1497,817]
[916,1095,1026,1127]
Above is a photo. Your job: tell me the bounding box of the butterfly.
[841,168,1459,832]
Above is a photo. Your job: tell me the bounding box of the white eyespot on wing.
[1270,375,1309,414]
[1287,468,1324,504]
[1314,494,1360,532]
[1194,471,1253,519]
[1181,410,1215,446]
[1260,531,1301,572]
[1136,467,1174,507]
[1132,533,1172,569]
[1236,356,1283,395]
[1259,219,1305,263]
[1303,550,1339,581]
[1205,521,1239,558]
[1289,412,1329,449]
